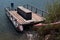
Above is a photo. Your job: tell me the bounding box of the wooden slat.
[32,12,45,22]
[9,11,26,24]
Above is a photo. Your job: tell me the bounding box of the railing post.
[35,8,37,13]
[42,11,43,17]
[23,4,47,17]
[7,7,10,11]
[27,4,28,9]
[23,5,25,7]
[31,6,33,11]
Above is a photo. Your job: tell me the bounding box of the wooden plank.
[9,11,26,24]
[32,12,45,22]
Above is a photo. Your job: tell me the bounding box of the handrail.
[23,4,48,17]
[5,4,48,17]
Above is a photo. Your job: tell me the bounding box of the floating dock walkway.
[5,4,46,31]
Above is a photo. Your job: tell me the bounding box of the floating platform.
[5,6,45,31]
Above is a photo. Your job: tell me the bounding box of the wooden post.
[11,3,14,10]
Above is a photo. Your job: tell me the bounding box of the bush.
[37,1,60,40]
[46,1,60,23]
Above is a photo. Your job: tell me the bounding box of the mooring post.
[11,3,14,10]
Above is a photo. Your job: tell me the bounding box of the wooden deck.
[9,11,26,24]
[32,12,45,22]
[7,6,45,25]
[8,11,45,24]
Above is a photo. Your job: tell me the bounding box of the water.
[0,0,58,40]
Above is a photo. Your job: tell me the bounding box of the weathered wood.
[32,12,45,22]
[9,11,26,24]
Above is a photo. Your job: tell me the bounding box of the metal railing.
[23,4,48,17]
[5,4,48,17]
